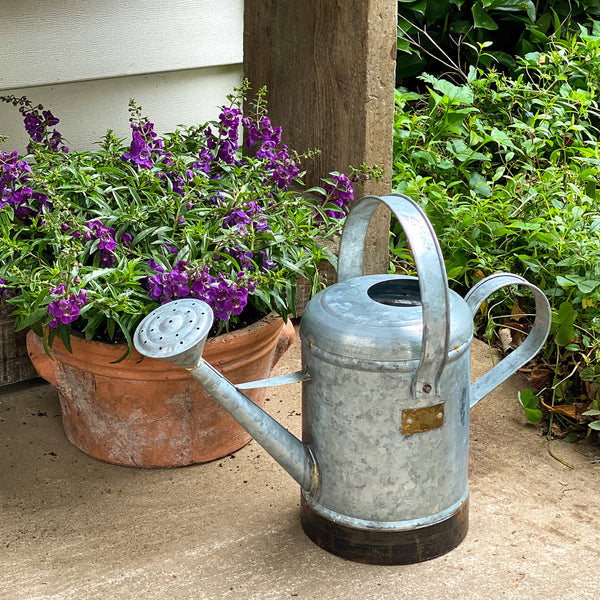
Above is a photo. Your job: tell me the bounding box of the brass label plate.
[402,402,445,435]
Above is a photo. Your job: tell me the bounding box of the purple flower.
[122,131,153,169]
[157,170,187,195]
[147,261,250,323]
[219,107,241,131]
[268,147,300,189]
[193,148,213,174]
[259,251,275,271]
[190,267,217,304]
[217,138,237,164]
[14,101,69,153]
[229,247,254,270]
[47,288,88,328]
[148,258,165,273]
[120,232,133,248]
[121,119,166,169]
[23,113,43,142]
[146,261,192,303]
[50,284,66,295]
[243,115,282,152]
[146,271,166,300]
[218,106,241,149]
[256,140,277,160]
[208,192,226,206]
[222,202,271,235]
[88,219,117,251]
[42,110,59,127]
[87,219,117,265]
[0,276,16,301]
[321,172,354,218]
[240,114,299,189]
[0,151,48,219]
[222,209,251,229]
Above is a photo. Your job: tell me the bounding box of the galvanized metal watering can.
[133,194,551,565]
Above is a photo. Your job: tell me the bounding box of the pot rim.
[27,312,288,380]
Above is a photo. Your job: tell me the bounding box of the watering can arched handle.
[337,194,450,399]
[465,273,551,409]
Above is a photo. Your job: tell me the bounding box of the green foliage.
[518,389,543,423]
[392,27,600,432]
[397,0,600,82]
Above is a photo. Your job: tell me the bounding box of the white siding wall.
[0,0,243,153]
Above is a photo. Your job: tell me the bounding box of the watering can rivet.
[422,384,432,394]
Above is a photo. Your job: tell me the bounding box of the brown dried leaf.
[511,300,527,321]
[540,398,588,419]
[498,327,513,353]
[527,366,554,389]
[498,322,527,352]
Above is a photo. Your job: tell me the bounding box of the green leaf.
[488,127,516,148]
[556,324,576,346]
[468,172,492,197]
[556,275,577,288]
[14,306,48,331]
[589,421,600,431]
[483,0,536,22]
[563,432,578,443]
[421,74,474,104]
[524,407,543,423]
[558,302,577,325]
[576,280,600,294]
[582,409,600,417]
[58,326,73,353]
[519,389,539,410]
[579,368,600,382]
[82,268,114,286]
[472,4,498,30]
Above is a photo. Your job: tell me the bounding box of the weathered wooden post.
[244,0,397,276]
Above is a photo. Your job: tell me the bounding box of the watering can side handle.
[337,194,450,399]
[465,273,551,409]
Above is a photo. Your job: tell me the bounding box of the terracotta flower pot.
[26,314,295,468]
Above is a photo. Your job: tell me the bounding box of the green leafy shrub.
[392,25,600,434]
[397,0,600,82]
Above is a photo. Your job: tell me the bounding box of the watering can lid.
[300,274,473,363]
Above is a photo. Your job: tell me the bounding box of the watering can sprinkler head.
[133,298,214,369]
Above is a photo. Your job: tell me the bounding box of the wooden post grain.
[0,305,37,386]
[244,0,397,276]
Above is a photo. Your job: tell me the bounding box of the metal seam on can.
[301,337,472,372]
[301,488,469,532]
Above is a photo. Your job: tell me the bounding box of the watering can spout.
[133,298,317,493]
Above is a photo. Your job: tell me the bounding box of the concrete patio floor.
[1,327,599,600]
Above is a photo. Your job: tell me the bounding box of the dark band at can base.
[300,496,469,565]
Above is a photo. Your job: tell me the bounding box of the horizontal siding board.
[0,0,243,90]
[0,65,242,153]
